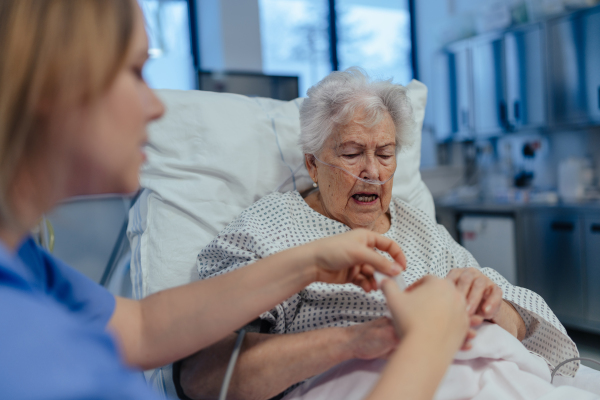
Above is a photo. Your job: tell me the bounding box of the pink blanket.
[284,323,600,400]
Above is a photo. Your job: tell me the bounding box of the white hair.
[299,67,415,156]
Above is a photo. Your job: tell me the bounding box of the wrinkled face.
[306,110,396,230]
[53,5,164,196]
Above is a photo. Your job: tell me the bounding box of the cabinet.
[584,216,600,323]
[504,24,546,130]
[441,5,600,139]
[440,204,600,332]
[471,34,506,136]
[445,25,547,138]
[447,41,473,139]
[584,10,600,122]
[523,211,585,321]
[432,52,453,141]
[546,14,588,126]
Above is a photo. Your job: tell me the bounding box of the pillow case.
[128,79,432,299]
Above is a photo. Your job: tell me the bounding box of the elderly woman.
[178,69,578,400]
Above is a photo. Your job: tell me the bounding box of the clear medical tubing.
[219,329,246,400]
[550,357,600,383]
[312,154,394,186]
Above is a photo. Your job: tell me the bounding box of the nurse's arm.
[107,230,404,370]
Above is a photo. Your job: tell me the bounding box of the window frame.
[186,0,417,80]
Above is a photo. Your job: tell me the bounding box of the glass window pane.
[259,0,331,96]
[140,0,196,90]
[337,0,413,85]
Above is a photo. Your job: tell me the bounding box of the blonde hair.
[0,0,136,225]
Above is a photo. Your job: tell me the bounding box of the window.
[337,0,413,85]
[258,0,332,96]
[140,0,197,90]
[259,0,414,95]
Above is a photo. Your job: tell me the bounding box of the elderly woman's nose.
[361,156,380,179]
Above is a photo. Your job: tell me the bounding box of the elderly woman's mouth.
[352,193,379,204]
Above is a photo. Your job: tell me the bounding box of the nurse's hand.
[382,275,473,350]
[307,229,406,292]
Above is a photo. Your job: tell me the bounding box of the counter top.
[436,200,600,214]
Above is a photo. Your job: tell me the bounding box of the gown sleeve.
[196,214,301,334]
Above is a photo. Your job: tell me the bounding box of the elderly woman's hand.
[445,268,527,340]
[308,229,406,292]
[445,268,503,325]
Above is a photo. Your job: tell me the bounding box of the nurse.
[0,1,470,399]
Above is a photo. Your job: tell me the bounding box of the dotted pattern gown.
[197,191,579,377]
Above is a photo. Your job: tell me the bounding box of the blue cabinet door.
[585,216,600,324]
[523,211,585,322]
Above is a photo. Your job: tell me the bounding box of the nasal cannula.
[312,154,394,186]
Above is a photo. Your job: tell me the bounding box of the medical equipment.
[219,329,247,400]
[312,155,395,186]
[551,357,600,383]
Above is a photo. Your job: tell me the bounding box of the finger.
[365,231,407,270]
[352,246,403,278]
[360,265,380,291]
[456,270,477,296]
[348,265,361,282]
[480,285,503,319]
[470,314,484,327]
[381,278,406,303]
[360,264,376,279]
[461,329,477,350]
[352,273,369,291]
[445,268,462,283]
[381,278,407,335]
[466,277,488,315]
[363,273,378,292]
[355,272,378,293]
[366,275,378,292]
[405,275,436,292]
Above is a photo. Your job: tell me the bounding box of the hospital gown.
[197,191,580,377]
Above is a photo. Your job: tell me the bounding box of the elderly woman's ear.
[305,154,318,184]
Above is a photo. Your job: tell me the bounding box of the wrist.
[330,326,357,363]
[503,301,526,341]
[402,330,458,366]
[493,301,525,341]
[281,244,319,288]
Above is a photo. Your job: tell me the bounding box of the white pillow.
[128,80,433,299]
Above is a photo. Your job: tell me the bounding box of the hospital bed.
[112,83,600,399]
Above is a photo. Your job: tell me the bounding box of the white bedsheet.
[284,323,600,400]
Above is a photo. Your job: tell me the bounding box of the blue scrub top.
[0,238,161,399]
